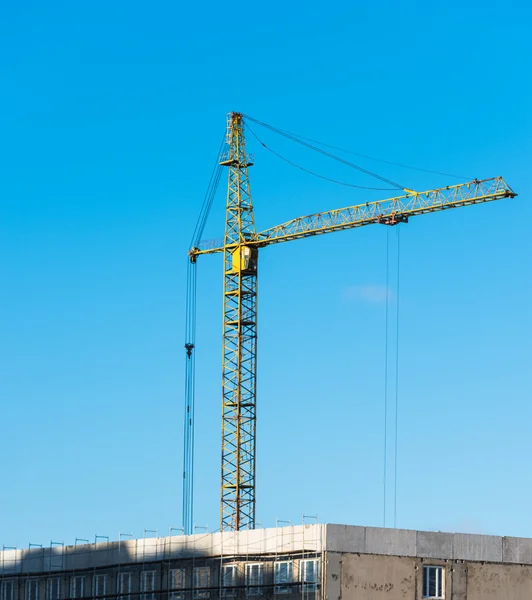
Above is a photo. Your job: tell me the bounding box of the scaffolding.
[0,523,325,600]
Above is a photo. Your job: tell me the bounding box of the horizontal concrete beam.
[325,525,530,564]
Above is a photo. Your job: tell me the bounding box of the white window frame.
[168,569,185,600]
[27,579,39,600]
[193,567,210,599]
[1,580,15,600]
[300,559,319,592]
[221,565,237,598]
[245,563,263,597]
[274,561,293,594]
[93,575,107,599]
[71,577,85,600]
[141,571,156,600]
[48,578,61,600]
[423,565,445,599]
[117,573,131,600]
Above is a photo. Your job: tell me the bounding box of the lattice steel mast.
[219,113,258,531]
[187,112,516,533]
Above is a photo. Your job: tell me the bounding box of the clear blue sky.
[1,0,530,548]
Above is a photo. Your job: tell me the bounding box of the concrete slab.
[416,531,453,559]
[326,524,365,554]
[365,527,416,557]
[503,537,532,564]
[0,549,21,574]
[453,533,503,562]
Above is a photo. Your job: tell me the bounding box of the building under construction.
[3,524,532,600]
[2,116,521,600]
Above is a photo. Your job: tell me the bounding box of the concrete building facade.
[2,524,532,599]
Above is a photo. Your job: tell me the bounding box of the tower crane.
[184,112,516,534]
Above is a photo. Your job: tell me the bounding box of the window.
[48,579,61,600]
[141,572,156,600]
[1,581,15,600]
[245,564,263,597]
[118,574,131,600]
[71,578,84,599]
[93,576,106,599]
[274,561,293,594]
[221,565,236,598]
[168,569,185,600]
[300,560,319,592]
[193,567,210,599]
[27,579,39,600]
[423,566,444,599]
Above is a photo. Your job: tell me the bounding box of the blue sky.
[0,0,530,548]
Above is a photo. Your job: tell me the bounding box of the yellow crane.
[184,112,516,533]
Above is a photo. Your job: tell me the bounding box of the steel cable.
[243,114,472,181]
[383,229,390,527]
[244,114,406,189]
[246,124,397,191]
[393,227,401,528]
[183,128,226,534]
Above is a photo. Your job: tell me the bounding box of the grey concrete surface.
[364,528,417,557]
[416,531,453,560]
[503,537,532,565]
[3,523,532,577]
[452,533,503,562]
[325,525,521,563]
[325,525,365,554]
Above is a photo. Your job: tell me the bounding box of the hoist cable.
[190,131,226,249]
[383,226,402,528]
[246,124,397,191]
[182,259,197,535]
[183,128,226,534]
[383,228,390,527]
[393,227,401,529]
[244,114,406,190]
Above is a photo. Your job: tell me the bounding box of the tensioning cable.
[246,124,397,191]
[243,114,472,182]
[244,114,406,190]
[246,116,474,181]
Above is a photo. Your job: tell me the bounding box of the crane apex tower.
[220,112,258,532]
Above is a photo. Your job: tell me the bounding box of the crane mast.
[219,113,258,531]
[187,112,516,533]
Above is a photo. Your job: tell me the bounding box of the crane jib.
[189,176,515,259]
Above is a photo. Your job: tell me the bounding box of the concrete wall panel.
[466,562,532,600]
[416,531,453,559]
[453,534,503,562]
[365,528,416,557]
[325,551,342,600]
[341,553,415,599]
[450,561,468,600]
[0,550,20,574]
[326,525,365,554]
[503,537,532,564]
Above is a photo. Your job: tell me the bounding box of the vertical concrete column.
[324,552,342,600]
[449,561,468,600]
